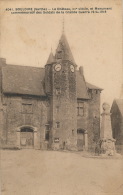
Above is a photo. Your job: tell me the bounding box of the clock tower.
[45,33,77,150]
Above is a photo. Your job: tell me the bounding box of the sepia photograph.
[0,0,123,194]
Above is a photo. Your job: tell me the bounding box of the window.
[56,106,59,114]
[72,129,74,136]
[77,129,85,134]
[56,122,60,128]
[45,124,50,131]
[96,90,98,94]
[54,138,59,143]
[56,88,61,95]
[45,130,49,141]
[45,125,50,141]
[22,104,33,114]
[77,102,84,116]
[21,127,33,132]
[88,89,93,99]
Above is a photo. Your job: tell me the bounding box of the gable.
[111,99,123,117]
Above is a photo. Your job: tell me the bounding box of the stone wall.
[0,57,101,151]
[1,95,48,149]
[87,89,101,152]
[50,61,77,150]
[77,101,88,130]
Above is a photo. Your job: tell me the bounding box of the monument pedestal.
[99,138,116,156]
[99,103,117,156]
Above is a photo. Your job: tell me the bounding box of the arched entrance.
[16,125,38,149]
[20,127,34,148]
[77,129,88,151]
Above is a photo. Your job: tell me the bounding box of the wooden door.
[77,133,85,151]
[20,128,34,149]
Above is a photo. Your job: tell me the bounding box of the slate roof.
[86,82,103,90]
[2,65,45,96]
[46,52,55,65]
[76,71,89,99]
[55,33,76,64]
[2,64,101,99]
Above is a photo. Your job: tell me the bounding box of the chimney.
[79,66,84,75]
[0,58,6,93]
[0,58,6,67]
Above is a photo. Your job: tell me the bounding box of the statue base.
[99,138,116,156]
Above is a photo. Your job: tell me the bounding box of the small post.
[84,130,88,151]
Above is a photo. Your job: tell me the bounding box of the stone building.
[111,98,123,153]
[0,33,102,151]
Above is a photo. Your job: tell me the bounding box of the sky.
[0,0,122,108]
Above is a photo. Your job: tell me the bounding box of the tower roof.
[55,33,76,64]
[46,52,55,65]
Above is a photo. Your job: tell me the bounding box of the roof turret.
[46,51,55,65]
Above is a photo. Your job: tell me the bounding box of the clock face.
[55,64,61,71]
[70,65,75,72]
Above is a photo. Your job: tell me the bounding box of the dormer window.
[57,51,62,59]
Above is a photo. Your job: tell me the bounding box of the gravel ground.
[0,149,123,195]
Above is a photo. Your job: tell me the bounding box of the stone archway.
[77,129,88,151]
[16,125,38,149]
